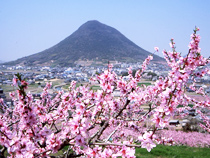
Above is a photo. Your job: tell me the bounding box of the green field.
[138,82,152,87]
[135,145,210,158]
[90,85,101,90]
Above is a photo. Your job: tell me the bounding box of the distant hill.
[5,20,164,67]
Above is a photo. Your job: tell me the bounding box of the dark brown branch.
[8,120,20,127]
[66,153,83,158]
[88,130,99,144]
[96,121,109,140]
[0,130,11,140]
[115,99,130,118]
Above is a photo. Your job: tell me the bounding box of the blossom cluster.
[0,28,209,157]
[156,129,210,148]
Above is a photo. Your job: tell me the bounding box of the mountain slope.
[5,20,164,67]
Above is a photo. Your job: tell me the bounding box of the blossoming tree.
[0,28,209,157]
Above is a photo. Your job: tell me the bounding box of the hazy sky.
[0,0,210,62]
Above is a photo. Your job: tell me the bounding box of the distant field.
[1,84,15,92]
[90,85,101,90]
[135,145,210,158]
[138,82,152,87]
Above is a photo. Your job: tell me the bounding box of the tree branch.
[115,99,130,118]
[104,123,121,142]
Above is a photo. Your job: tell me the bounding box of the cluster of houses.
[0,62,170,107]
[1,62,210,90]
[0,62,170,85]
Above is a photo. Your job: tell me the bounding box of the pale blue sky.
[0,0,210,62]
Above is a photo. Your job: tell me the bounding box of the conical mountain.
[5,20,164,67]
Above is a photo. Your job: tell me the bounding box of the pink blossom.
[154,47,159,52]
[0,28,209,157]
[12,78,18,86]
[138,131,156,152]
[46,133,62,153]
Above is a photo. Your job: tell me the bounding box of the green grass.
[135,145,210,158]
[138,82,152,87]
[90,85,101,90]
